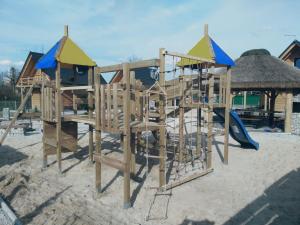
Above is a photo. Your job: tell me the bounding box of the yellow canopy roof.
[57,37,96,66]
[177,35,214,67]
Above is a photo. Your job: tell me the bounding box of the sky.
[0,0,299,73]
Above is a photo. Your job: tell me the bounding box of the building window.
[295,58,300,69]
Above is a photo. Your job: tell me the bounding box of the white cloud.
[0,59,24,72]
[0,60,12,65]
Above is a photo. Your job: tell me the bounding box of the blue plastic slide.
[213,108,259,150]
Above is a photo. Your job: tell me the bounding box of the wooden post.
[95,71,102,193]
[207,75,214,169]
[179,72,184,162]
[130,71,136,176]
[88,67,94,162]
[224,67,231,165]
[107,84,111,129]
[204,24,208,36]
[159,48,166,187]
[72,91,77,115]
[285,91,293,133]
[64,25,68,37]
[55,62,62,172]
[41,75,47,168]
[196,65,202,158]
[243,91,247,109]
[123,63,131,208]
[269,90,276,127]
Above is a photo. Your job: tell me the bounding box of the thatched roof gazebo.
[231,49,300,131]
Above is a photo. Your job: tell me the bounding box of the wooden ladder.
[0,83,36,146]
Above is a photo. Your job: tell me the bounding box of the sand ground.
[0,119,299,225]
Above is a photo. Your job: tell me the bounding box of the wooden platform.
[62,114,161,133]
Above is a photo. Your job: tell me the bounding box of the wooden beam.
[179,74,184,162]
[64,25,69,37]
[60,86,93,91]
[95,59,160,74]
[56,62,62,172]
[164,168,213,190]
[122,63,131,208]
[207,74,214,169]
[224,67,231,164]
[204,24,208,36]
[285,91,293,133]
[94,71,102,193]
[88,67,94,162]
[163,50,215,63]
[159,48,166,187]
[94,154,125,171]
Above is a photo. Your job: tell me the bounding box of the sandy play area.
[0,118,299,225]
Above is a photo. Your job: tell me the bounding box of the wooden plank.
[60,85,93,91]
[159,48,166,187]
[95,59,160,73]
[164,168,213,190]
[224,68,231,164]
[122,63,131,208]
[94,154,125,171]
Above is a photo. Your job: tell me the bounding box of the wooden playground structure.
[1,25,232,208]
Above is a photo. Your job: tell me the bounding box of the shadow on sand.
[179,168,300,225]
[0,145,28,168]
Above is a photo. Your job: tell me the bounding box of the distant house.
[17,52,106,111]
[279,40,300,68]
[16,52,43,110]
[110,67,156,87]
[279,40,300,112]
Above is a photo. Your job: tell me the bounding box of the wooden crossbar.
[94,154,125,171]
[95,59,160,73]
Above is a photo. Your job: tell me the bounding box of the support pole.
[159,48,166,187]
[55,62,62,172]
[95,71,102,193]
[179,72,184,162]
[285,91,293,133]
[224,67,231,165]
[130,71,136,176]
[42,74,47,168]
[243,91,247,109]
[207,75,214,169]
[123,63,131,208]
[72,91,77,115]
[88,67,94,162]
[269,90,276,127]
[196,65,202,158]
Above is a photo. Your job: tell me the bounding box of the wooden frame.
[40,47,232,209]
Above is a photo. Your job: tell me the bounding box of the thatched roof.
[231,49,300,90]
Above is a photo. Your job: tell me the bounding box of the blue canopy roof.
[210,38,235,66]
[35,40,61,69]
